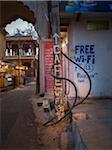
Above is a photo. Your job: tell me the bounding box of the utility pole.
[51,1,65,120]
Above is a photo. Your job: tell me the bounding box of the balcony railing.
[4,55,35,60]
[5,49,36,58]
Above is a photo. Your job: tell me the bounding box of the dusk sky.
[5,18,38,39]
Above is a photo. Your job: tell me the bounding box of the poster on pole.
[43,40,54,94]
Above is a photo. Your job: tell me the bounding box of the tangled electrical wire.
[43,51,92,126]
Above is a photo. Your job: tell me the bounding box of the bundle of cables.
[43,51,92,126]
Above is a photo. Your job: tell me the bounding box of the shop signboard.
[44,40,54,93]
[65,1,112,13]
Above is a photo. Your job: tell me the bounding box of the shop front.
[0,61,27,91]
[64,1,112,98]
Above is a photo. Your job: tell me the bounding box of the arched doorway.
[0,1,40,90]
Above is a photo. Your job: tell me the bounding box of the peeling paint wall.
[24,1,49,94]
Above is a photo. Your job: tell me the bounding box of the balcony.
[5,48,36,60]
[4,55,35,60]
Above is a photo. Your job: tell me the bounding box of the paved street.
[1,82,112,150]
[0,82,38,150]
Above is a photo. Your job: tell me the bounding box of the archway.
[4,18,39,86]
[0,1,40,91]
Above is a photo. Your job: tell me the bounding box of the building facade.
[5,36,38,78]
[1,1,112,98]
[68,13,112,98]
[33,1,112,98]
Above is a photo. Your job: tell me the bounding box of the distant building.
[4,35,38,77]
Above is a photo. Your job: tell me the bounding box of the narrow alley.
[0,1,112,150]
[0,82,38,150]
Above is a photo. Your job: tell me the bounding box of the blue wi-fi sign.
[65,1,112,13]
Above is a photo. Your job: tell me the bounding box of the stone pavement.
[73,98,112,150]
[31,95,62,150]
[3,83,111,150]
[31,95,112,150]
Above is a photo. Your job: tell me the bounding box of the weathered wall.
[23,1,49,94]
[0,30,6,60]
[68,14,112,97]
[23,1,49,38]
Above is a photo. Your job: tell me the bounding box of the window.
[87,20,109,31]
